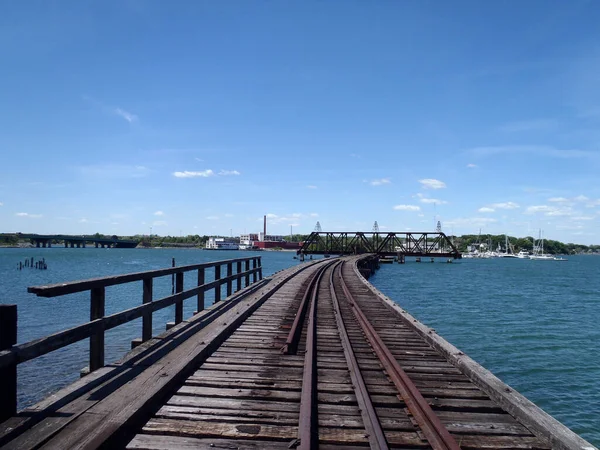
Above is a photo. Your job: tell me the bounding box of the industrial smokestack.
[263,215,267,238]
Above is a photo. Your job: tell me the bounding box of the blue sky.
[2,1,600,244]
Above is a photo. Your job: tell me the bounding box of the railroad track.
[129,257,552,449]
[289,258,459,449]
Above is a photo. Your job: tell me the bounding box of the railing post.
[258,257,263,280]
[226,263,233,297]
[252,258,258,283]
[214,264,221,303]
[90,287,105,372]
[236,261,242,292]
[197,268,205,313]
[245,259,250,287]
[142,277,153,341]
[0,304,17,422]
[175,272,184,324]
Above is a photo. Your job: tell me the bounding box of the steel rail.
[329,262,389,449]
[338,262,461,450]
[298,262,331,450]
[281,267,322,355]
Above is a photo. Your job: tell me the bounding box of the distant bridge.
[298,231,461,258]
[10,234,139,248]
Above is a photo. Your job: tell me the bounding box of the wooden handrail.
[0,256,263,420]
[0,266,263,370]
[27,257,259,297]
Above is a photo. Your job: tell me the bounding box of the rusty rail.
[338,261,460,450]
[297,262,330,450]
[329,262,389,449]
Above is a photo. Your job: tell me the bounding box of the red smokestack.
[263,215,267,238]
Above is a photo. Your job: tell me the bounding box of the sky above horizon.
[2,1,600,244]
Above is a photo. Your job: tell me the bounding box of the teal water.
[0,248,303,412]
[371,257,600,446]
[0,249,598,445]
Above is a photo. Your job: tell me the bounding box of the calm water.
[0,249,598,446]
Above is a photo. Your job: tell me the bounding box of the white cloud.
[79,218,88,223]
[491,202,519,210]
[446,217,497,227]
[154,211,164,216]
[310,213,319,217]
[218,170,240,176]
[16,212,42,218]
[574,195,589,202]
[195,158,204,162]
[266,213,278,219]
[174,169,240,178]
[173,170,215,178]
[525,205,555,214]
[206,216,219,220]
[466,163,477,168]
[468,145,595,159]
[546,209,573,217]
[393,205,421,211]
[114,107,138,123]
[0,202,3,206]
[479,207,495,213]
[416,193,447,205]
[224,213,234,218]
[153,220,167,226]
[370,178,391,186]
[307,185,317,189]
[548,197,569,203]
[78,165,150,178]
[572,215,595,221]
[525,205,572,216]
[419,178,446,189]
[499,118,557,133]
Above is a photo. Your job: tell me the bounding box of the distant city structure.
[209,215,301,250]
[205,237,239,250]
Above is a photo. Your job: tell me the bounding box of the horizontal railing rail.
[0,256,263,422]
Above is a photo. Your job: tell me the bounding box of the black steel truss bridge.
[298,231,462,259]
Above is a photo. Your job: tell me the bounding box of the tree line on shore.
[453,234,599,255]
[1,232,599,254]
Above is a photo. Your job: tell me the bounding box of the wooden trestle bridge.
[0,256,595,449]
[297,232,462,259]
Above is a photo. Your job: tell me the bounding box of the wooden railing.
[0,256,262,421]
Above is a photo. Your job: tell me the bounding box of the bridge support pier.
[95,242,98,248]
[65,242,69,248]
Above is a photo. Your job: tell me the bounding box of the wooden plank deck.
[0,256,596,450]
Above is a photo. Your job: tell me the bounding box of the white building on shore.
[205,237,239,250]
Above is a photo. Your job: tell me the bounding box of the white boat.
[516,250,530,259]
[498,235,519,258]
[529,230,566,261]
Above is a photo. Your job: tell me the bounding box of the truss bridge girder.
[298,232,461,259]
